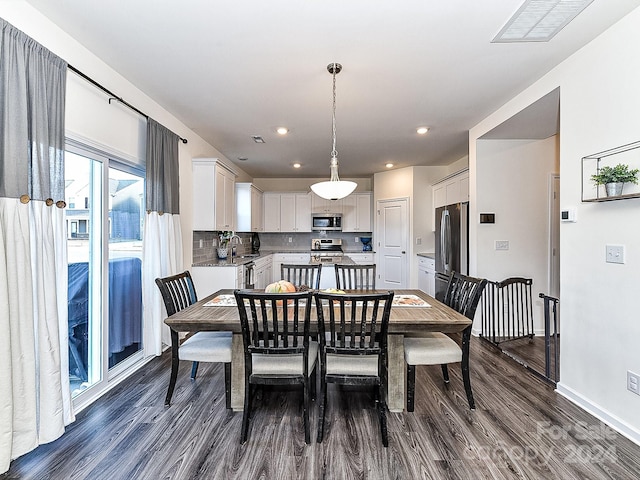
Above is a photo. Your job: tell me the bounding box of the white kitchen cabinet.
[417,256,435,297]
[216,165,236,231]
[347,252,375,265]
[294,193,311,232]
[236,183,263,232]
[263,193,281,232]
[253,255,273,290]
[272,253,311,280]
[280,193,296,232]
[193,158,237,231]
[263,192,311,232]
[432,169,469,209]
[311,192,343,214]
[191,266,240,298]
[342,193,372,232]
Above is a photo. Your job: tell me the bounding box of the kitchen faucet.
[229,234,242,257]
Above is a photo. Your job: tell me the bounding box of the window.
[66,144,145,399]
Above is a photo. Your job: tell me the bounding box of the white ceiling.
[25,0,640,178]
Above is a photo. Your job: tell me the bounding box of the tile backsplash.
[192,230,373,263]
[192,231,253,263]
[251,232,373,252]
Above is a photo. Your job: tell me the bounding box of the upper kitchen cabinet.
[311,192,343,214]
[192,158,237,231]
[236,183,263,232]
[342,192,372,232]
[432,169,469,209]
[263,192,311,232]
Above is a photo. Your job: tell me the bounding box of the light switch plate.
[628,371,640,395]
[606,245,625,264]
[495,240,509,251]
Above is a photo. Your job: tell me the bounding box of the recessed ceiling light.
[237,156,248,161]
[276,127,289,135]
[493,0,594,43]
[251,135,265,143]
[417,127,429,135]
[293,163,301,168]
[385,163,394,168]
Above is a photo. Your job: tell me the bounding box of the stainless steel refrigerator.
[434,202,469,300]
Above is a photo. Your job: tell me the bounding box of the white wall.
[469,7,640,443]
[476,137,559,333]
[374,166,448,286]
[0,1,249,270]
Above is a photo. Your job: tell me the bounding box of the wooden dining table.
[164,288,472,413]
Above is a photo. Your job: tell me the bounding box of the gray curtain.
[146,118,180,214]
[0,17,71,474]
[0,17,67,202]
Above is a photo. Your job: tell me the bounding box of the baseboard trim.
[556,382,640,447]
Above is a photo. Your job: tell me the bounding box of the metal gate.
[539,293,560,383]
[481,277,534,345]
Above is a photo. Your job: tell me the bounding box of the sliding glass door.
[65,144,145,398]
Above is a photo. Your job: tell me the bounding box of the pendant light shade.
[311,63,357,201]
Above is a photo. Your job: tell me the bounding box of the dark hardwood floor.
[499,335,560,383]
[4,336,639,480]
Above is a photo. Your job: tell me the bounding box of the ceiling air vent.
[492,0,594,43]
[251,135,265,143]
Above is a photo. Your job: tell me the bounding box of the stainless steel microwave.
[311,213,342,231]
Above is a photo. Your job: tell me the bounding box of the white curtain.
[0,18,73,474]
[0,200,72,472]
[142,211,183,355]
[142,119,183,355]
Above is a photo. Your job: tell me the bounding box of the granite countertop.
[193,258,254,267]
[193,250,374,267]
[417,252,435,259]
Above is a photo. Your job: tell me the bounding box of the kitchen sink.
[237,254,260,258]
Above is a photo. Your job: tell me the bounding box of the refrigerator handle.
[439,210,447,271]
[443,210,451,272]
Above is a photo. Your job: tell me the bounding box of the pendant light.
[311,63,357,201]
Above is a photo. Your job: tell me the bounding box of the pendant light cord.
[331,64,338,159]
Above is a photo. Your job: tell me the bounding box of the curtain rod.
[68,64,188,144]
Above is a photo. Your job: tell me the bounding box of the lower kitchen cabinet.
[417,256,435,297]
[191,266,240,298]
[253,255,273,290]
[347,252,375,265]
[272,253,310,281]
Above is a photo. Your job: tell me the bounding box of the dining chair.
[155,271,233,407]
[314,290,394,446]
[334,264,376,290]
[403,271,487,411]
[234,289,317,444]
[281,263,322,290]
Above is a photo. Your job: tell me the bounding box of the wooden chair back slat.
[335,264,376,290]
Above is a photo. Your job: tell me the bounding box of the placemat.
[204,293,430,307]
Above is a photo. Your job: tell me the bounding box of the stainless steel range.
[310,238,344,263]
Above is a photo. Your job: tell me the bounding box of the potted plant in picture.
[217,231,232,259]
[591,163,639,197]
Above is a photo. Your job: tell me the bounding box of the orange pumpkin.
[265,280,297,306]
[265,280,296,293]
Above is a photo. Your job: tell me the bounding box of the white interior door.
[376,198,409,289]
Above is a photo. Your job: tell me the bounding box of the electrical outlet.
[355,237,360,243]
[495,240,509,251]
[628,371,640,395]
[288,237,292,243]
[199,239,203,248]
[606,245,625,264]
[416,237,422,245]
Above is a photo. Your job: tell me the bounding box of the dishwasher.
[244,262,255,289]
